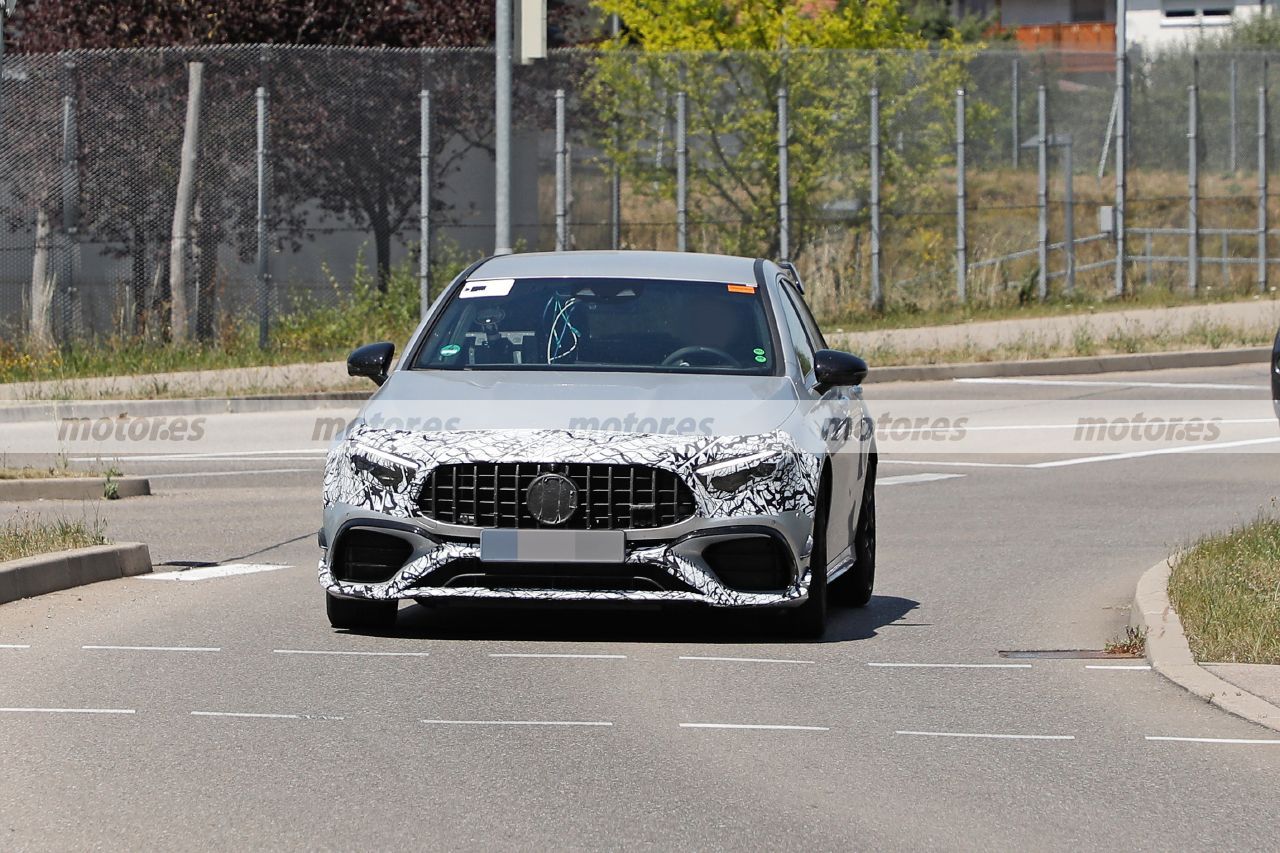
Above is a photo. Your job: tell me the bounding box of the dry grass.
[0,513,109,563]
[1169,510,1280,664]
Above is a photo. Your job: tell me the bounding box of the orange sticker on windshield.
[726,284,756,294]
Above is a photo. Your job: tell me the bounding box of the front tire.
[785,488,829,639]
[326,592,398,631]
[833,479,875,608]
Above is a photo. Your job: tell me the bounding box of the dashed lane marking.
[488,653,627,659]
[191,711,345,720]
[0,644,30,649]
[680,723,829,731]
[274,649,431,657]
[679,656,814,665]
[954,377,1266,391]
[420,719,614,727]
[895,730,1074,741]
[869,662,1031,669]
[1145,736,1280,745]
[0,707,136,715]
[1085,664,1151,670]
[82,645,220,652]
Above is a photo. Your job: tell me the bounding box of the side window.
[782,282,827,351]
[775,285,815,378]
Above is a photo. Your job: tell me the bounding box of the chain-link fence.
[1,44,1278,348]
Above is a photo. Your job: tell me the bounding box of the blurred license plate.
[480,530,625,563]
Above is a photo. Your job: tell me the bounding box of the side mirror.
[814,349,868,392]
[348,342,396,386]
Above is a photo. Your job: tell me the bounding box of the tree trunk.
[169,61,205,343]
[194,197,219,341]
[29,207,56,351]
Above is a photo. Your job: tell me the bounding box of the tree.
[589,0,980,260]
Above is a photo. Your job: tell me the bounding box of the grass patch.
[1104,626,1147,657]
[0,513,109,563]
[1169,512,1280,664]
[0,455,121,481]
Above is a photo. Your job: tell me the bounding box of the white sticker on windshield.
[460,278,515,299]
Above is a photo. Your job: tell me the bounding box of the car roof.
[469,250,762,286]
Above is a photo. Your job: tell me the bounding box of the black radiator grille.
[418,462,697,530]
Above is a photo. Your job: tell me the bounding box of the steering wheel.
[661,345,741,368]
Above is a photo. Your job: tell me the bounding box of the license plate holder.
[479,529,626,563]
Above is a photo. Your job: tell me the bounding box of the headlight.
[695,450,782,492]
[349,440,420,489]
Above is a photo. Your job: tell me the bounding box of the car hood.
[361,369,802,438]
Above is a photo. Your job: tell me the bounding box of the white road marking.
[895,730,1074,740]
[0,644,30,649]
[142,563,292,581]
[1028,435,1280,468]
[883,417,1275,436]
[877,473,966,486]
[869,662,1031,669]
[146,468,318,479]
[73,449,327,463]
[420,719,614,727]
[881,435,1280,471]
[191,711,345,720]
[488,653,627,659]
[955,377,1266,391]
[82,645,221,652]
[0,707,136,715]
[680,723,829,731]
[1145,736,1280,745]
[274,649,431,657]
[679,655,814,665]
[1085,664,1151,670]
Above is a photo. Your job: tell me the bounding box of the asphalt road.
[2,363,1279,851]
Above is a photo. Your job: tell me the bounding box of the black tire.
[785,486,829,639]
[834,479,876,608]
[326,592,398,631]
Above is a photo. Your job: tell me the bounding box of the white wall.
[1127,1,1264,52]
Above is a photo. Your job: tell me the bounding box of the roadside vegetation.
[1169,511,1280,665]
[0,513,109,563]
[0,455,121,481]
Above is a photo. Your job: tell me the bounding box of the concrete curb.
[1131,556,1280,733]
[867,346,1269,384]
[0,477,150,502]
[0,543,152,605]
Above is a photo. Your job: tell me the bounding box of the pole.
[494,0,512,255]
[1064,137,1075,295]
[676,90,687,252]
[1259,84,1269,293]
[955,88,967,303]
[610,13,621,250]
[870,87,883,312]
[778,87,790,261]
[1230,58,1238,173]
[0,6,7,155]
[1037,84,1048,301]
[60,93,79,340]
[1114,0,1127,296]
[1011,57,1020,169]
[1188,82,1199,294]
[256,86,271,349]
[555,88,567,252]
[169,62,204,343]
[419,90,431,320]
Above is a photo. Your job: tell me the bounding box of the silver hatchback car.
[320,251,877,637]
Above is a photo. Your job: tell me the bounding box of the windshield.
[412,277,777,375]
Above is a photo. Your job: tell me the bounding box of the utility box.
[1098,205,1115,236]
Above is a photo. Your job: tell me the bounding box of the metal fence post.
[1011,58,1020,169]
[1259,84,1269,293]
[494,0,512,255]
[1114,0,1127,296]
[1230,58,1238,173]
[870,87,883,312]
[419,89,431,320]
[611,124,621,250]
[555,88,567,252]
[955,88,967,303]
[1037,84,1048,301]
[778,86,789,261]
[676,90,687,252]
[1064,137,1076,295]
[1188,82,1199,294]
[256,86,271,349]
[60,94,79,339]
